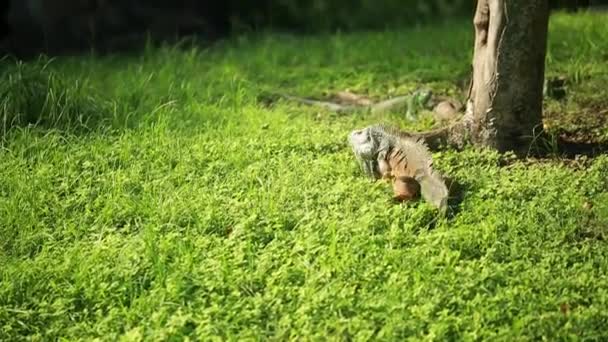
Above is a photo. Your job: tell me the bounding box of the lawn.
[1,12,608,341]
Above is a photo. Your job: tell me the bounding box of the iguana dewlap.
[378,149,422,202]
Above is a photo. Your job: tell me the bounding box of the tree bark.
[463,0,549,152]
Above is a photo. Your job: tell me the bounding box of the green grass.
[1,12,608,341]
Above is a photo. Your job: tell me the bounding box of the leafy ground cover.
[1,12,608,341]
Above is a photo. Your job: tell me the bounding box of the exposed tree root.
[411,122,608,159]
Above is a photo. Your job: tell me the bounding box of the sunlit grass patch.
[1,12,608,341]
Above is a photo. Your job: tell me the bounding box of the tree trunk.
[463,0,549,152]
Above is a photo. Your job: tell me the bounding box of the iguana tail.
[417,168,449,213]
[396,137,449,212]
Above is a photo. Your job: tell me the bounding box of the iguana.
[277,89,434,120]
[276,89,462,122]
[348,124,449,212]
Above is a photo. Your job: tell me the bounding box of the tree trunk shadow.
[526,132,608,159]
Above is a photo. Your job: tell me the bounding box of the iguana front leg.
[378,159,393,180]
[362,160,381,179]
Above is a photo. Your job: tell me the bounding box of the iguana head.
[348,125,393,178]
[412,89,433,108]
[348,127,377,160]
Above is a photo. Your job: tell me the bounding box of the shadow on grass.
[556,138,608,158]
[526,131,608,159]
[444,177,468,220]
[390,177,468,226]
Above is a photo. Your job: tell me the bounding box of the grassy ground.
[1,12,608,341]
